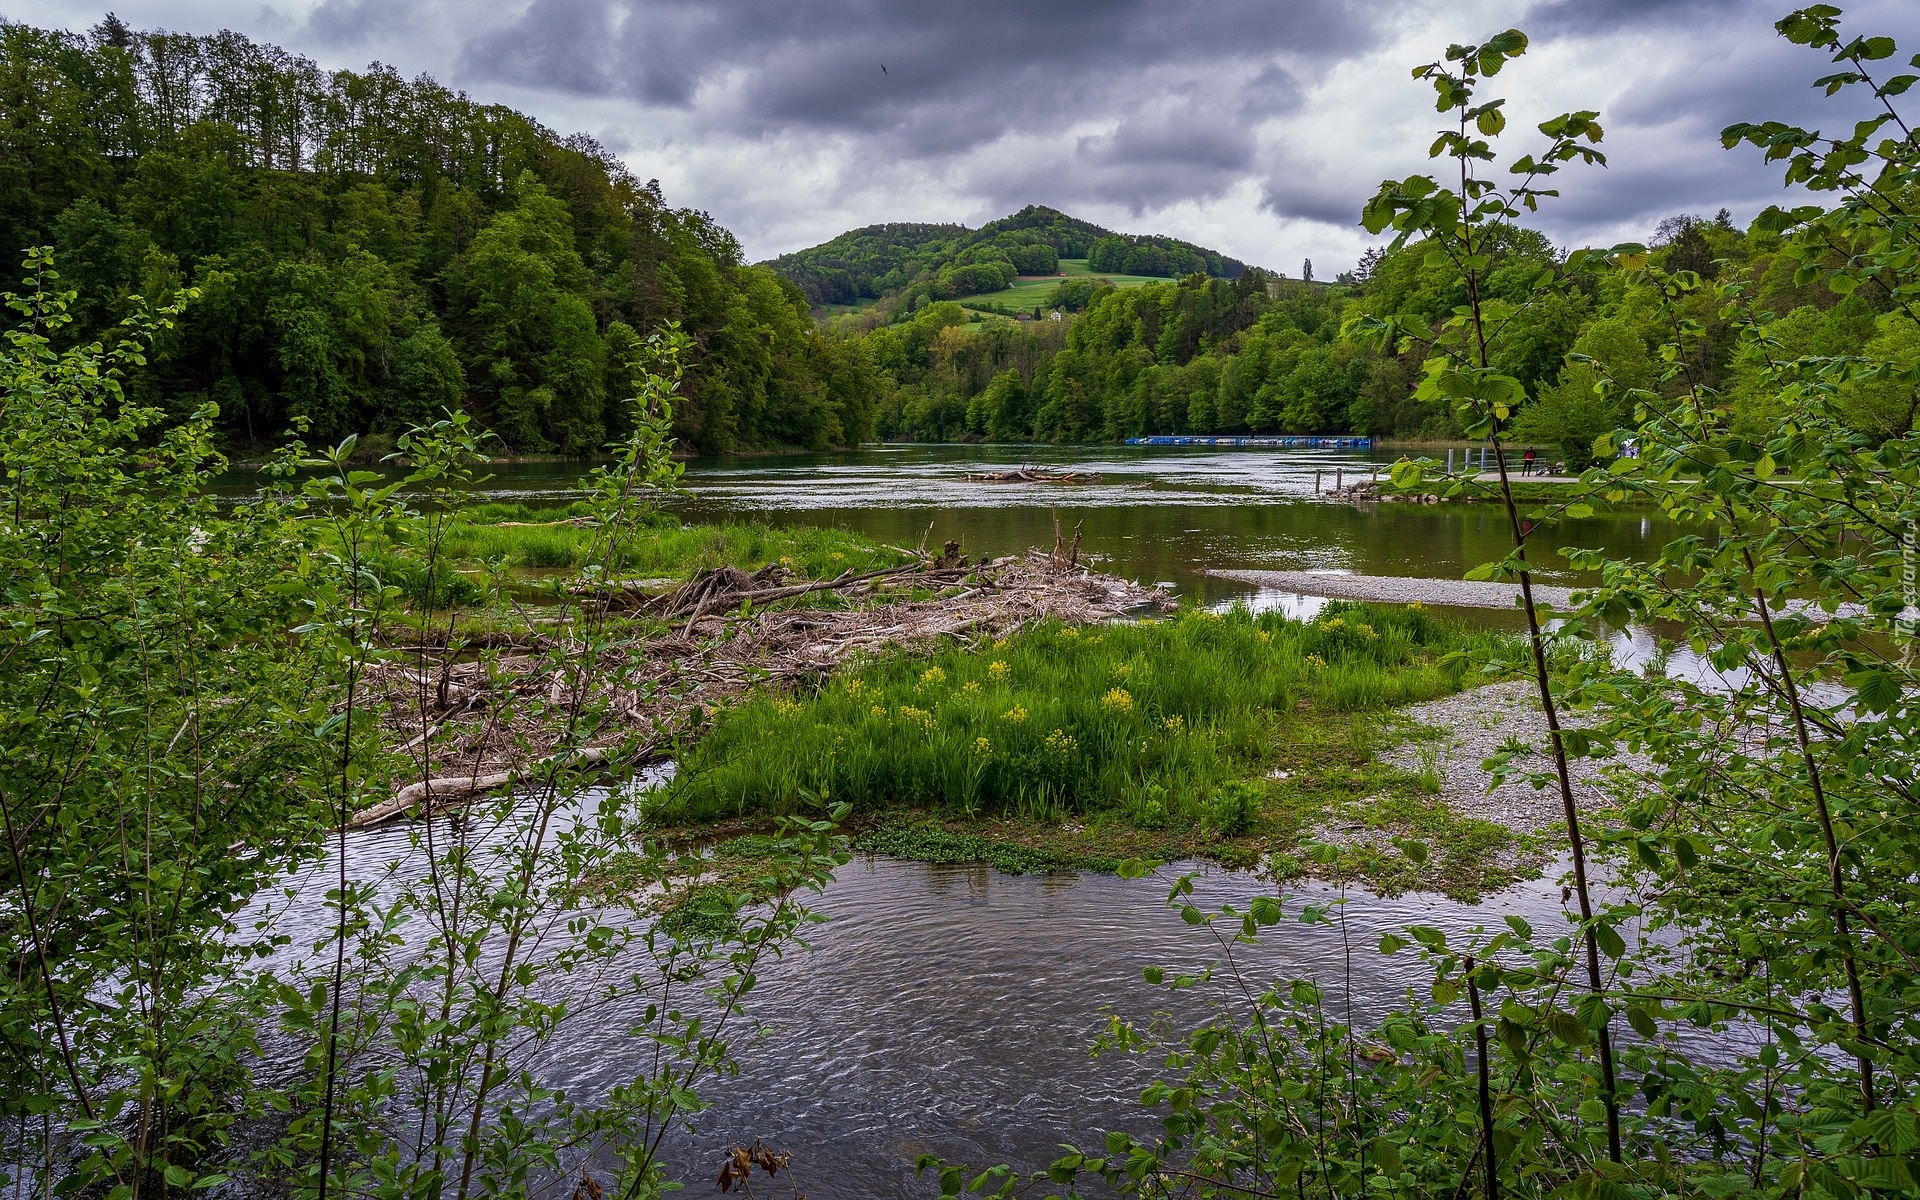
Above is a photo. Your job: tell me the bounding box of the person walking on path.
[1522,446,1536,476]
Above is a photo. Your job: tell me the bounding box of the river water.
[258,446,1704,1195]
[472,444,1675,607]
[276,785,1657,1200]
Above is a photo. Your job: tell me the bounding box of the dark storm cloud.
[459,0,1382,147]
[85,0,1904,262]
[1523,0,1745,38]
[304,0,409,47]
[1260,173,1363,227]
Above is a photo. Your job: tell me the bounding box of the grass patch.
[406,514,917,583]
[854,826,1120,874]
[950,258,1165,313]
[659,601,1497,824]
[654,602,1527,898]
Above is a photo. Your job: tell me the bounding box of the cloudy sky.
[20,0,1920,274]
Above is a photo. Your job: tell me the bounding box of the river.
[457,443,1674,608]
[258,445,1701,1196]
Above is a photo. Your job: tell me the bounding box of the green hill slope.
[767,205,1249,309]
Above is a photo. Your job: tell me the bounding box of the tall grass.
[416,512,916,580]
[657,602,1501,824]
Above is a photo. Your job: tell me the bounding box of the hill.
[766,205,1248,309]
[0,17,866,456]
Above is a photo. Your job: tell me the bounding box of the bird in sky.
[880,64,887,75]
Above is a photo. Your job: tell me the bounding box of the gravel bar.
[1377,679,1645,837]
[1209,568,1576,611]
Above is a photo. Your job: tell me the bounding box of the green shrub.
[1204,780,1261,837]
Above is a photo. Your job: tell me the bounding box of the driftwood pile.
[350,545,1172,828]
[963,467,1102,484]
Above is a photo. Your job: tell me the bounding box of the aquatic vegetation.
[658,601,1503,827]
[423,512,910,581]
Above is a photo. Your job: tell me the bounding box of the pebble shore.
[1209,568,1577,611]
[1377,679,1643,837]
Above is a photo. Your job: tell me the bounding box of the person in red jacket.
[1522,446,1536,476]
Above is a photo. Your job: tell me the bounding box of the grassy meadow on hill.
[948,258,1165,315]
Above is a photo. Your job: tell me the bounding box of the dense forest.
[4,17,1911,462]
[0,15,876,455]
[855,210,1917,458]
[767,205,1247,309]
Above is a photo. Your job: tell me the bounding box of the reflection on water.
[263,788,1739,1199]
[220,445,1683,607]
[626,854,1602,1196]
[672,446,1678,604]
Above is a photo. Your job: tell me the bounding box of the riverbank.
[1208,568,1576,611]
[356,542,1175,827]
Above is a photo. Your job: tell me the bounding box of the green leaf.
[1372,1137,1404,1175]
[1844,669,1901,713]
[1593,921,1626,960]
[1625,1006,1659,1039]
[1547,1009,1589,1046]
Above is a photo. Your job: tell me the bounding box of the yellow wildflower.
[919,665,947,688]
[1162,714,1185,732]
[1306,653,1327,671]
[1255,630,1272,644]
[992,637,1011,651]
[987,660,1011,681]
[1002,706,1028,724]
[846,678,866,697]
[1044,729,1078,756]
[972,736,992,758]
[960,680,982,696]
[1060,627,1079,639]
[1100,687,1134,713]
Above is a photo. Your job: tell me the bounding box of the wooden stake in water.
[1314,469,1322,494]
[1335,467,1343,492]
[1448,448,1456,474]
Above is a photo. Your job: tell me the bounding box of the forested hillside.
[768,205,1246,309]
[858,211,1917,456]
[0,16,874,454]
[4,18,1908,460]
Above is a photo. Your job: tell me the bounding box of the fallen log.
[344,745,620,830]
[963,467,1102,484]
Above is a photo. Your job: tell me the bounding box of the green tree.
[455,179,607,452]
